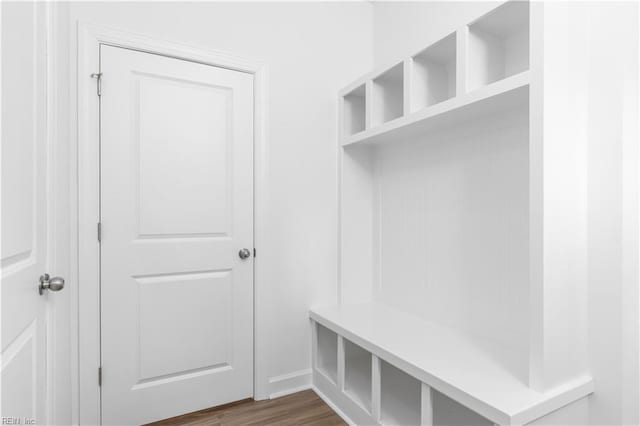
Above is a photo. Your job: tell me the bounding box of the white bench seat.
[310,302,593,426]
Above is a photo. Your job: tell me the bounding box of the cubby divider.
[421,383,434,426]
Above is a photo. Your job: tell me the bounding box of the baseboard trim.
[268,369,311,399]
[312,385,356,426]
[270,384,312,399]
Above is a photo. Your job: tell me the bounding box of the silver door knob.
[39,274,65,295]
[238,248,251,260]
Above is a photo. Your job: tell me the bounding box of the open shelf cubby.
[343,84,366,136]
[343,339,372,412]
[411,32,456,111]
[467,0,529,90]
[433,390,493,426]
[380,361,421,426]
[316,324,338,384]
[372,63,404,126]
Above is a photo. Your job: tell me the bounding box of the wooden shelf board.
[343,71,530,148]
[310,302,593,426]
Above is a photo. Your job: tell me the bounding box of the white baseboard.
[268,369,311,399]
[312,385,356,426]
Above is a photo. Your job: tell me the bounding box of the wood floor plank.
[147,390,346,426]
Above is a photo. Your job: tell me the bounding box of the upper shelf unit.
[344,71,528,147]
[340,0,530,146]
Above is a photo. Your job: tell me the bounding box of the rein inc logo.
[1,418,35,425]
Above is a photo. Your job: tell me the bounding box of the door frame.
[74,22,269,425]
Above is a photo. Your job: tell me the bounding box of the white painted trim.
[268,369,312,399]
[75,22,268,424]
[621,3,640,424]
[269,384,312,400]
[44,2,59,425]
[253,55,270,403]
[336,91,343,306]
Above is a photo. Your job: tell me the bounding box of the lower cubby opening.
[433,390,493,426]
[380,360,421,426]
[316,324,338,384]
[344,339,372,412]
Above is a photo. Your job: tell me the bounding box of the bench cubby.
[316,323,338,384]
[380,360,421,426]
[344,339,372,413]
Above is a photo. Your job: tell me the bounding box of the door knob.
[39,274,65,295]
[238,248,251,260]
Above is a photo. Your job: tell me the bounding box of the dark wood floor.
[148,390,346,426]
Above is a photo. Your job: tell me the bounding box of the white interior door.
[1,2,49,424]
[100,45,254,425]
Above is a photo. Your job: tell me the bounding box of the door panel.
[137,74,232,238]
[136,270,232,381]
[100,45,254,425]
[1,2,47,424]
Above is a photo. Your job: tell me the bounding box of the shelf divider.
[403,58,412,117]
[372,355,381,422]
[421,383,434,426]
[312,320,318,370]
[337,335,345,391]
[365,80,374,131]
[456,26,469,96]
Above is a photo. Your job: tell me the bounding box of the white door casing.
[99,45,254,425]
[1,2,48,424]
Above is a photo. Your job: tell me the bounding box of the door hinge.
[254,248,257,258]
[97,222,102,242]
[98,367,102,386]
[91,72,102,96]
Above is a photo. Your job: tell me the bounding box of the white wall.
[52,2,372,423]
[373,110,530,381]
[372,1,639,425]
